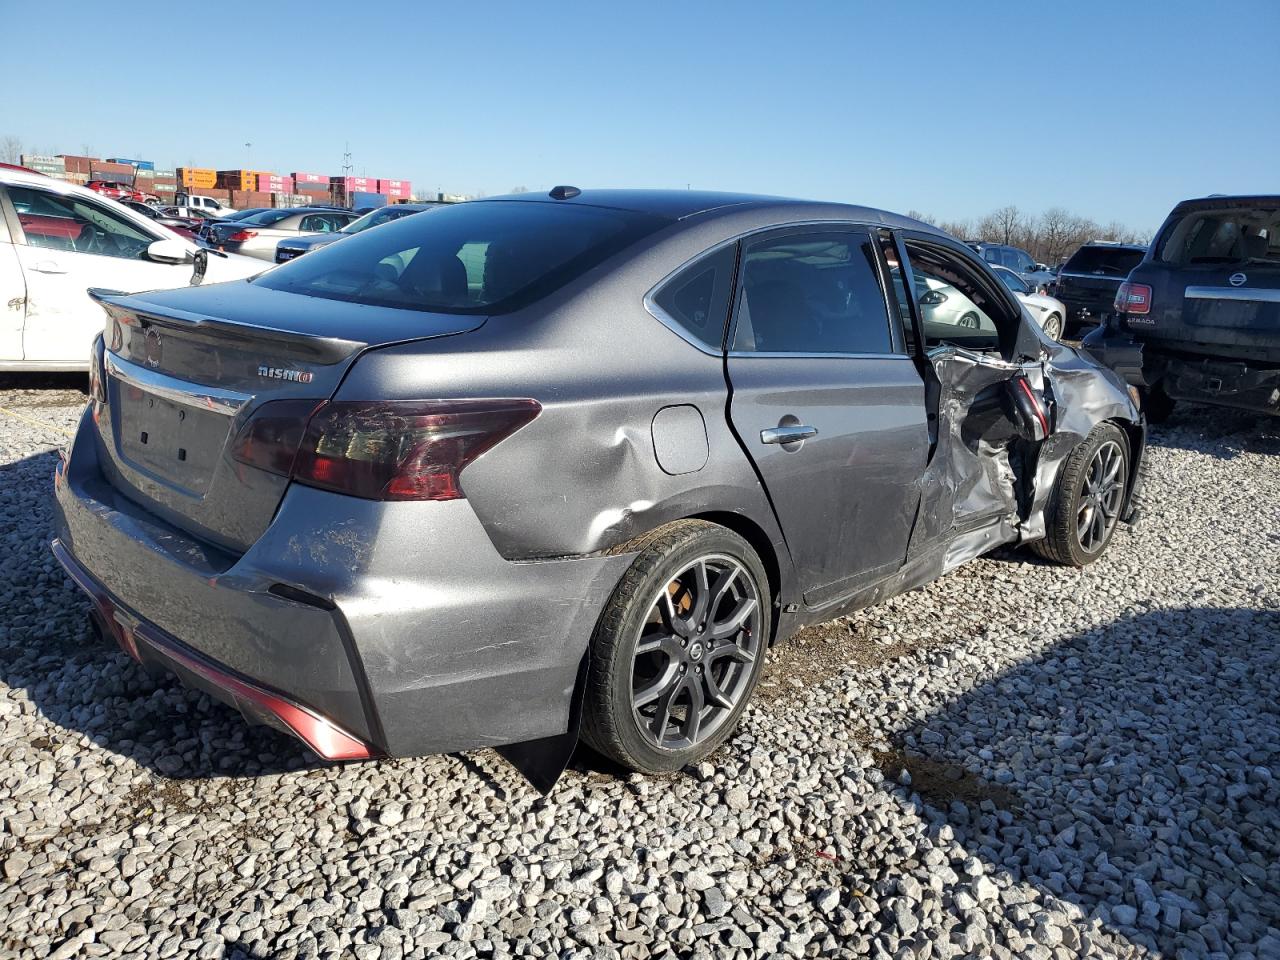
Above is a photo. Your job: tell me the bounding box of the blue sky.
[4,1,1275,232]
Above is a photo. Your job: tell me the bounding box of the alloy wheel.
[1076,440,1125,552]
[630,555,763,751]
[1043,313,1063,341]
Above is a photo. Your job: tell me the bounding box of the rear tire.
[581,521,771,774]
[1031,423,1130,567]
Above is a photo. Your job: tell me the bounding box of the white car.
[0,166,263,371]
[204,207,359,261]
[992,265,1067,341]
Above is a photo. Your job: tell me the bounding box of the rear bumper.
[52,539,377,761]
[53,406,632,759]
[1081,328,1280,415]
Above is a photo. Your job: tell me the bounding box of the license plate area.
[114,383,229,495]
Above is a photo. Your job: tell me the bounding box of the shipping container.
[291,171,328,185]
[332,176,376,192]
[106,158,155,171]
[256,174,294,194]
[57,155,94,176]
[377,179,412,200]
[350,192,388,209]
[177,167,217,189]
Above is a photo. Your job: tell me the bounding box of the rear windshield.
[240,209,297,226]
[253,200,671,314]
[1063,245,1145,276]
[1157,205,1280,267]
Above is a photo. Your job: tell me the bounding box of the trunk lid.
[89,281,487,553]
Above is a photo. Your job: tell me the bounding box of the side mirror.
[919,290,947,306]
[147,238,193,265]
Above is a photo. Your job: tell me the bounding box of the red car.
[87,180,145,203]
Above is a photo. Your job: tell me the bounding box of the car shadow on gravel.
[1144,404,1279,460]
[884,605,1279,958]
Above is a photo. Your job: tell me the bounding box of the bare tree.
[509,186,529,194]
[905,209,935,225]
[0,135,22,164]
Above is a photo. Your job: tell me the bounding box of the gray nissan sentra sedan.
[52,188,1145,789]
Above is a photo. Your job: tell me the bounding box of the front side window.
[650,243,736,350]
[7,185,155,259]
[730,231,893,354]
[254,200,670,315]
[907,241,1009,353]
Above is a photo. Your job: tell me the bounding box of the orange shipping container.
[177,167,217,189]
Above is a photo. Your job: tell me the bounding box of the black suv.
[1084,195,1280,419]
[1053,242,1147,334]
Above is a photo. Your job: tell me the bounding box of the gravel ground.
[0,376,1277,960]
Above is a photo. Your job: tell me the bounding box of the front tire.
[581,521,771,773]
[1031,423,1130,567]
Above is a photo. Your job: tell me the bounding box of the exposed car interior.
[7,185,154,258]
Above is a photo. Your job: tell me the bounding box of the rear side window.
[1064,245,1146,275]
[1157,206,1280,267]
[254,201,670,315]
[731,231,893,355]
[650,244,736,350]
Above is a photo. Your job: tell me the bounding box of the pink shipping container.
[379,178,412,199]
[292,171,327,185]
[332,176,375,192]
[257,174,294,193]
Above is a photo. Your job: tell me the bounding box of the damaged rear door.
[889,232,1055,567]
[724,226,929,607]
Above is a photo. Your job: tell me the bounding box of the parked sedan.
[53,189,1145,790]
[205,207,359,260]
[275,203,441,262]
[119,199,202,240]
[993,265,1067,340]
[0,165,263,372]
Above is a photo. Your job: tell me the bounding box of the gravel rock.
[0,387,1276,959]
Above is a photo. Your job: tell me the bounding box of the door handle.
[761,424,818,445]
[30,261,67,274]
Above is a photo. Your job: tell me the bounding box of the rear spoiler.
[88,289,365,364]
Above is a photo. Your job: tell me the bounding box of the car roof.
[0,165,128,204]
[477,188,936,231]
[1080,240,1146,249]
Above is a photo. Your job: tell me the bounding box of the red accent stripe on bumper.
[51,538,376,761]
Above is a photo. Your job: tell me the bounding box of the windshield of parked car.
[1156,205,1280,267]
[238,209,298,227]
[253,200,671,314]
[1064,245,1146,275]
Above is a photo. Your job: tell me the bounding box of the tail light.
[1114,281,1152,315]
[232,398,541,501]
[228,229,258,242]
[88,342,106,403]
